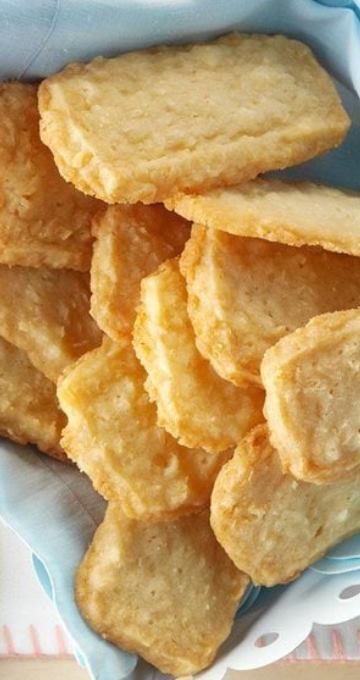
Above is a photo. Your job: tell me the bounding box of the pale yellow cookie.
[58,337,229,520]
[0,266,102,383]
[261,310,360,484]
[91,203,190,340]
[211,425,360,586]
[39,34,348,204]
[76,505,248,676]
[133,259,263,453]
[0,336,67,460]
[0,82,102,270]
[166,179,360,257]
[180,226,360,386]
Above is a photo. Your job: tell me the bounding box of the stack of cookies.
[1,32,360,676]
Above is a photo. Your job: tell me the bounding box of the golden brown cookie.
[0,265,101,382]
[0,336,67,460]
[91,203,190,340]
[0,82,102,270]
[76,505,248,676]
[211,426,360,586]
[58,337,230,521]
[133,259,263,453]
[166,179,360,257]
[39,34,348,204]
[180,225,360,386]
[261,309,360,483]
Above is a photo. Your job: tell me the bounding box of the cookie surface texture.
[0,336,67,460]
[180,226,360,385]
[58,337,230,520]
[166,179,360,256]
[261,309,360,483]
[0,266,101,382]
[91,203,190,340]
[211,425,360,585]
[0,82,101,270]
[76,506,248,676]
[39,34,348,204]
[133,259,263,453]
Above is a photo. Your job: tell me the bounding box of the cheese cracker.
[76,506,248,676]
[91,204,190,340]
[0,265,101,382]
[211,426,360,585]
[0,82,101,270]
[58,337,230,521]
[39,34,348,204]
[133,259,263,453]
[0,336,67,460]
[167,179,360,257]
[261,309,360,483]
[181,226,360,385]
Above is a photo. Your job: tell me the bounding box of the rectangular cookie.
[166,179,360,256]
[0,82,101,270]
[39,34,349,204]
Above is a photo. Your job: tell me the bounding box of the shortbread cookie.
[58,337,230,520]
[0,82,101,270]
[0,336,67,460]
[133,259,263,453]
[0,265,101,382]
[39,34,348,204]
[211,426,360,585]
[166,179,360,256]
[91,204,190,340]
[262,310,360,483]
[76,506,248,676]
[180,226,360,385]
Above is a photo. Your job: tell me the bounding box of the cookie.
[76,506,248,676]
[0,265,101,382]
[211,425,360,585]
[0,82,101,270]
[261,309,360,483]
[166,179,360,256]
[58,337,230,521]
[133,259,263,453]
[39,34,348,204]
[180,225,360,385]
[0,336,67,460]
[91,203,190,340]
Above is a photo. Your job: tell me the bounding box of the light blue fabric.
[1,2,360,678]
[0,442,137,680]
[0,0,359,91]
[328,535,360,560]
[311,557,360,575]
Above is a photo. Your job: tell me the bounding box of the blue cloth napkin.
[1,2,360,679]
[0,0,359,89]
